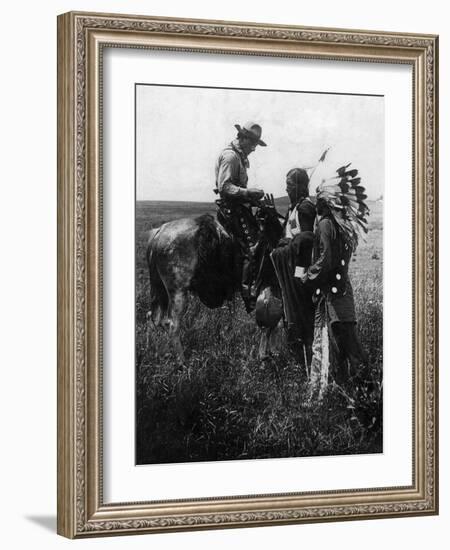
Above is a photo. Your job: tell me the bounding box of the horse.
[145,202,284,360]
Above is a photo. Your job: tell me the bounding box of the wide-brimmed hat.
[234,121,267,146]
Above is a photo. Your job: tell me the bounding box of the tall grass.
[135,201,383,465]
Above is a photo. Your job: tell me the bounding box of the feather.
[318,147,331,162]
[353,185,366,193]
[338,181,350,193]
[316,159,370,249]
[345,169,359,178]
[336,163,352,176]
[354,216,369,232]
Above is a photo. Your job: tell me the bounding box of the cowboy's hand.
[247,188,264,201]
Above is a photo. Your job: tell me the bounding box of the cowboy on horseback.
[214,121,267,313]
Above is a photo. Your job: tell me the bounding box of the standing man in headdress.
[215,121,267,312]
[302,165,369,399]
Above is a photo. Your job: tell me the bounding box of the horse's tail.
[146,227,167,324]
[146,227,161,279]
[146,227,159,264]
[191,214,234,308]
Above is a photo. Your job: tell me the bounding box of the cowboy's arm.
[305,219,334,284]
[217,152,249,200]
[217,152,263,202]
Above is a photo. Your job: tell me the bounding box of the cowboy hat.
[234,121,267,146]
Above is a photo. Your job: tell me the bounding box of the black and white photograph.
[135,83,384,465]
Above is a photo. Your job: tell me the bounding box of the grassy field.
[135,199,383,464]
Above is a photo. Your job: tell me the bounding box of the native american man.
[302,164,369,400]
[270,168,316,368]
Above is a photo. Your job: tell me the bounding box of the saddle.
[215,199,282,311]
[215,199,259,246]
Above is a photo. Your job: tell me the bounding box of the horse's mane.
[191,209,284,309]
[195,214,222,269]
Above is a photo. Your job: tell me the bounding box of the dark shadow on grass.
[25,515,56,533]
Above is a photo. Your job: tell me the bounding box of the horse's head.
[255,198,284,249]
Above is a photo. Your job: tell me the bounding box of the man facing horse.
[270,168,316,369]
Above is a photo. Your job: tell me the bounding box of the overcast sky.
[136,84,384,202]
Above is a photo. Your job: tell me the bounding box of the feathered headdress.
[311,150,370,250]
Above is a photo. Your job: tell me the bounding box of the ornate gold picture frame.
[57,11,438,538]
